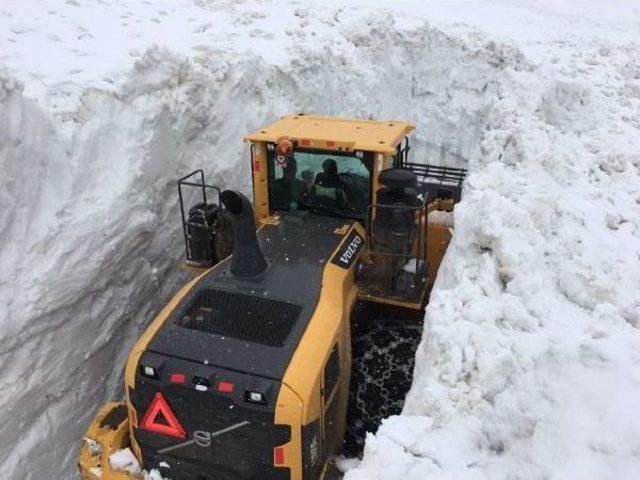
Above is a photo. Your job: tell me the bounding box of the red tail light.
[273,446,286,466]
[218,381,234,393]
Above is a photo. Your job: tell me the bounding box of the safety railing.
[393,160,467,203]
[178,170,223,263]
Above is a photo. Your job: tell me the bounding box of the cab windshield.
[267,149,372,220]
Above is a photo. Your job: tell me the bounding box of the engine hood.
[147,212,353,380]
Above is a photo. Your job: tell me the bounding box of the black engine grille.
[175,289,302,347]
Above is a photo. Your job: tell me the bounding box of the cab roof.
[244,114,415,155]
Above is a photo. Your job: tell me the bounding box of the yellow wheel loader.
[78,115,466,480]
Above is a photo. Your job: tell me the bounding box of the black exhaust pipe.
[220,190,268,278]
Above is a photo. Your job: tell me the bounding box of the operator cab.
[244,115,465,309]
[179,114,467,310]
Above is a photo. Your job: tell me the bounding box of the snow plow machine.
[78,115,466,480]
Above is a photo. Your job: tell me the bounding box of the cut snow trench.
[2,15,532,480]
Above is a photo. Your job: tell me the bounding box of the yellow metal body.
[79,115,456,480]
[274,223,365,477]
[80,224,363,480]
[78,403,138,480]
[244,114,415,155]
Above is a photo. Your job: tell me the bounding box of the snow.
[109,448,167,479]
[144,470,165,480]
[1,1,639,480]
[109,448,141,476]
[88,466,102,478]
[428,210,454,228]
[83,437,102,457]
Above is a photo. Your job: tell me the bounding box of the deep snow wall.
[0,15,522,480]
[346,20,640,480]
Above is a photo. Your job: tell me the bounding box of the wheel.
[343,320,422,456]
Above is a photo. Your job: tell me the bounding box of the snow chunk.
[428,210,454,227]
[83,437,102,457]
[144,469,166,480]
[336,456,361,473]
[88,467,103,478]
[109,448,141,475]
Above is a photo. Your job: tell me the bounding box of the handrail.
[177,170,223,262]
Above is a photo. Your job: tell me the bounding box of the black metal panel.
[323,345,340,401]
[176,290,302,348]
[148,213,350,381]
[99,404,128,430]
[131,353,291,480]
[323,392,342,460]
[301,419,322,480]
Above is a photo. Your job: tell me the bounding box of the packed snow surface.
[1,1,639,480]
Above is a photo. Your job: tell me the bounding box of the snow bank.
[1,2,639,480]
[346,11,640,480]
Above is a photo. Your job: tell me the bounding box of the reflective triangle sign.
[140,392,186,439]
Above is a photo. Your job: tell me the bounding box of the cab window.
[267,148,372,220]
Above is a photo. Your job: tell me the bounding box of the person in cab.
[313,158,346,207]
[271,157,308,210]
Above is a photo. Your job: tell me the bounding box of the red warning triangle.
[140,392,186,439]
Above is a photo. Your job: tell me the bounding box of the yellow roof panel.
[244,114,415,154]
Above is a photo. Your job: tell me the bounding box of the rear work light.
[274,446,286,466]
[193,376,211,392]
[141,366,157,378]
[246,391,266,404]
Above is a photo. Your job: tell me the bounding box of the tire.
[343,321,423,456]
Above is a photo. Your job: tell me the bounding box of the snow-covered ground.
[1,1,639,479]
